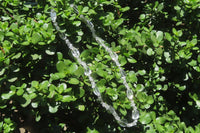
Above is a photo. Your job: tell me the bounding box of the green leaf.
[138,70,146,76]
[81,50,90,58]
[147,96,154,104]
[32,32,42,44]
[0,105,7,109]
[0,68,5,76]
[119,56,127,66]
[137,92,147,103]
[198,55,200,63]
[31,54,41,60]
[158,3,164,11]
[30,93,37,99]
[68,63,78,74]
[48,105,58,113]
[74,67,84,77]
[31,81,39,88]
[82,6,89,13]
[0,31,4,42]
[39,80,49,93]
[178,85,186,91]
[96,69,107,77]
[31,102,39,108]
[139,112,152,124]
[11,52,21,59]
[56,61,66,72]
[62,95,76,102]
[172,28,177,36]
[147,48,154,56]
[57,83,67,94]
[188,60,197,66]
[35,112,41,122]
[78,105,85,111]
[10,23,18,31]
[106,87,117,96]
[167,110,175,116]
[120,6,130,12]
[195,100,200,109]
[16,88,24,96]
[156,31,163,42]
[165,32,172,41]
[1,91,15,99]
[73,21,81,26]
[64,87,72,93]
[50,73,65,81]
[128,71,137,83]
[47,90,55,98]
[119,108,127,116]
[156,47,163,55]
[139,14,145,20]
[87,127,99,133]
[113,18,124,29]
[5,32,14,36]
[68,78,79,85]
[8,77,18,82]
[57,52,63,60]
[21,41,30,46]
[21,94,31,107]
[156,117,166,124]
[45,49,55,55]
[79,87,85,97]
[127,58,137,63]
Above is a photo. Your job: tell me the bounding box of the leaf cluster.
[0,0,200,132]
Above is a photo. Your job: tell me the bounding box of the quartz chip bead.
[93,87,100,96]
[59,32,66,40]
[127,89,133,100]
[132,109,140,120]
[107,50,118,61]
[87,20,94,29]
[108,106,115,114]
[84,67,92,76]
[53,23,60,31]
[126,121,137,127]
[71,4,79,14]
[118,119,128,127]
[95,37,104,45]
[101,102,109,110]
[71,48,80,58]
[50,9,57,22]
[120,69,126,77]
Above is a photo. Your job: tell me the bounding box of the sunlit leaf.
[68,78,79,85]
[48,105,59,113]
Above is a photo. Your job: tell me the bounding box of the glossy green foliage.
[0,0,200,132]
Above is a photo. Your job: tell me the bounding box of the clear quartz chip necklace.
[50,3,139,127]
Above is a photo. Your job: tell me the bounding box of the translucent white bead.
[118,119,127,127]
[120,69,126,77]
[87,20,94,28]
[95,37,104,45]
[84,67,92,76]
[59,32,66,40]
[127,89,133,100]
[126,121,137,127]
[50,9,57,22]
[93,87,100,96]
[72,5,79,14]
[108,106,115,113]
[71,48,80,58]
[132,109,140,120]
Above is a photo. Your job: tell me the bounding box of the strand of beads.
[50,3,139,127]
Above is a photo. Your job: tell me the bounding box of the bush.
[0,0,200,132]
